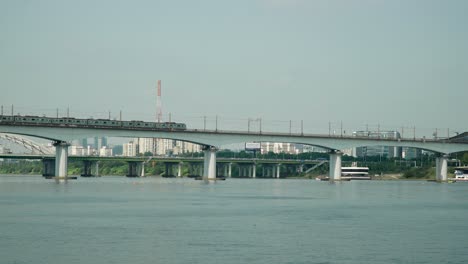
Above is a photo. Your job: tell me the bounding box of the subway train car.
[0,115,187,131]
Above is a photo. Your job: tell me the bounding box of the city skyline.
[1,0,467,136]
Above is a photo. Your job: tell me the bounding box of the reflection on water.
[1,175,468,264]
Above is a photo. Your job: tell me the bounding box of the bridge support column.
[42,159,55,177]
[252,164,256,178]
[329,151,342,181]
[203,146,217,180]
[276,164,281,178]
[228,163,232,178]
[177,162,182,177]
[54,141,70,178]
[436,155,448,182]
[82,160,93,177]
[127,161,144,177]
[138,162,145,177]
[95,161,100,177]
[164,163,171,177]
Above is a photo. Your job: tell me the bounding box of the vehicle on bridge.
[0,115,187,131]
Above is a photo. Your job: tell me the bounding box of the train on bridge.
[0,115,187,131]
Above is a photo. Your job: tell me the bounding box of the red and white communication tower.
[156,80,162,123]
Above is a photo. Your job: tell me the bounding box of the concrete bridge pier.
[139,162,145,177]
[188,163,202,177]
[266,165,273,178]
[436,155,448,182]
[228,163,232,178]
[329,150,342,181]
[54,141,70,178]
[82,160,93,176]
[203,146,217,180]
[177,162,182,177]
[127,161,144,177]
[252,164,256,178]
[81,161,100,177]
[95,161,100,177]
[276,164,281,178]
[42,159,55,177]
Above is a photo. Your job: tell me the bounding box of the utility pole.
[301,120,303,136]
[204,116,206,131]
[259,118,262,134]
[215,115,218,132]
[289,120,292,135]
[377,123,380,138]
[340,121,343,137]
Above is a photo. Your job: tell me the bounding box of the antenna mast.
[156,80,162,123]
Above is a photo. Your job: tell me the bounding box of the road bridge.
[0,154,323,178]
[1,116,467,181]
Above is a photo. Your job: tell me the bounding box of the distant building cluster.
[65,131,423,160]
[349,130,421,159]
[69,137,113,156]
[260,142,325,155]
[67,136,201,157]
[259,131,422,160]
[123,138,201,156]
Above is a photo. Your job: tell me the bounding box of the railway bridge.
[1,117,467,181]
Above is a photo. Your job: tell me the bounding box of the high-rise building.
[261,142,300,154]
[70,145,86,156]
[402,147,422,159]
[81,138,88,148]
[93,137,107,150]
[123,141,137,156]
[99,146,113,157]
[137,138,156,154]
[122,138,201,156]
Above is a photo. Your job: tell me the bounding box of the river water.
[0,175,467,264]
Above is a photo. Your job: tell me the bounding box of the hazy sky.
[1,0,467,136]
